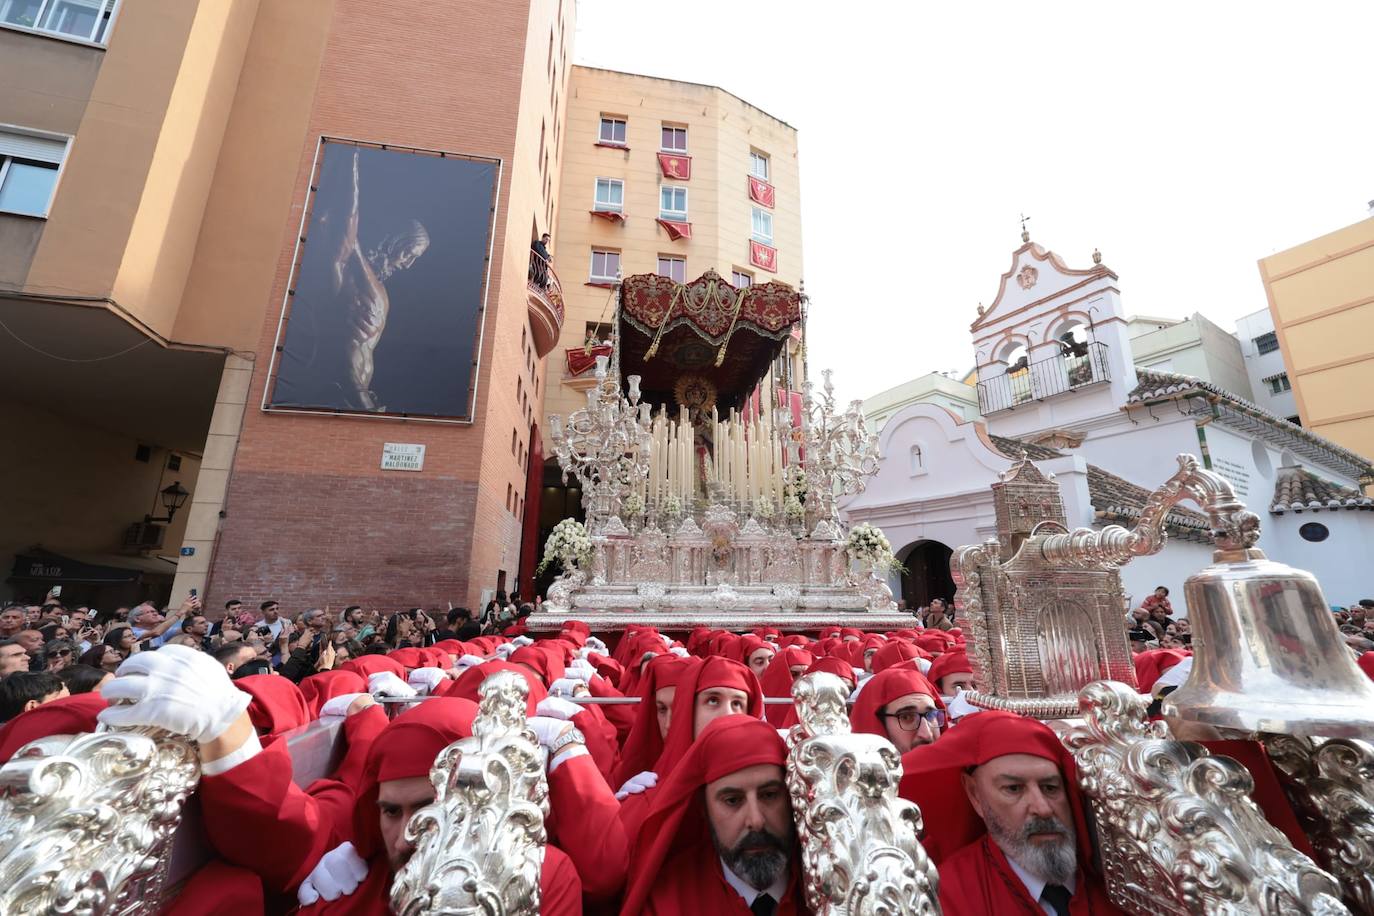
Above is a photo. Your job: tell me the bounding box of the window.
[598,117,627,145]
[1267,373,1292,395]
[749,151,770,180]
[660,125,687,152]
[0,129,68,217]
[1254,332,1280,355]
[589,249,621,283]
[731,270,753,288]
[660,186,688,221]
[1,0,119,43]
[1299,522,1329,543]
[594,177,623,213]
[657,257,686,283]
[585,321,612,344]
[751,207,774,244]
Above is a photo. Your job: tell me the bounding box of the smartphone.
[190,588,198,598]
[50,585,62,598]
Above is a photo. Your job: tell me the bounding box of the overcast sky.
[573,1,1374,405]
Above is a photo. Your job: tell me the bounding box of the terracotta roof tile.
[1270,465,1374,513]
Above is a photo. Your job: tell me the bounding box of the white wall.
[1236,308,1298,422]
[1120,540,1218,616]
[1265,511,1374,604]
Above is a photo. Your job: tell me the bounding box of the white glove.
[585,637,608,655]
[536,696,583,721]
[368,671,417,699]
[494,642,518,658]
[574,647,595,660]
[527,715,574,749]
[659,633,673,647]
[915,657,933,675]
[851,666,867,681]
[945,688,983,721]
[456,653,487,669]
[548,677,586,698]
[615,770,658,800]
[408,668,448,694]
[99,645,250,743]
[512,635,535,647]
[319,692,370,718]
[297,841,370,906]
[565,658,597,682]
[668,646,690,658]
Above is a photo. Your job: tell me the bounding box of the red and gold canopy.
[619,270,801,412]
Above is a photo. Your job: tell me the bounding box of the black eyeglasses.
[52,649,72,658]
[877,707,946,732]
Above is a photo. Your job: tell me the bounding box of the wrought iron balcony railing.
[527,250,565,358]
[976,341,1111,414]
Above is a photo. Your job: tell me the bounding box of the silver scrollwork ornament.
[1063,681,1349,916]
[0,727,200,915]
[786,673,939,915]
[390,671,548,916]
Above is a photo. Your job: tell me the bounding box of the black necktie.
[751,893,777,916]
[1040,883,1072,916]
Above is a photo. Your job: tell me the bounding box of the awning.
[8,547,176,585]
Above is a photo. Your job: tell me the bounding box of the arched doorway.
[532,457,584,599]
[897,539,955,612]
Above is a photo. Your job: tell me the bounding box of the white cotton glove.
[494,642,518,658]
[297,841,370,906]
[668,646,690,658]
[319,693,371,718]
[536,696,583,721]
[408,668,448,694]
[945,688,983,721]
[548,677,586,698]
[527,715,573,749]
[851,667,867,682]
[574,647,595,660]
[98,645,251,744]
[659,633,673,647]
[512,635,535,647]
[1152,657,1193,697]
[565,658,597,682]
[615,770,658,801]
[368,671,417,699]
[915,657,933,675]
[585,637,608,655]
[456,653,487,669]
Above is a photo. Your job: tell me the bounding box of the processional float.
[0,281,1371,915]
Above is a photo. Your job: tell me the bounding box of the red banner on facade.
[657,153,692,180]
[657,219,692,241]
[748,176,775,208]
[589,209,625,223]
[750,240,777,272]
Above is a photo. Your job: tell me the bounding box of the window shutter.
[0,130,66,163]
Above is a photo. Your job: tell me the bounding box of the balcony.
[527,250,565,359]
[977,341,1111,414]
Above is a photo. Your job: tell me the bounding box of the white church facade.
[843,234,1374,613]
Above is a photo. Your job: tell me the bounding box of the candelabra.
[548,355,652,534]
[799,369,881,526]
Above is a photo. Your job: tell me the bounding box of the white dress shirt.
[719,857,789,908]
[1004,851,1076,916]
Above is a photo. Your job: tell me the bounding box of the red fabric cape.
[386,647,429,669]
[299,670,368,718]
[620,715,790,916]
[510,645,565,686]
[652,656,763,778]
[339,656,405,680]
[235,674,312,743]
[439,660,547,715]
[613,655,699,787]
[870,640,924,673]
[938,834,1119,915]
[927,649,972,692]
[1132,648,1189,692]
[849,667,943,739]
[777,657,857,730]
[759,647,815,727]
[0,692,106,765]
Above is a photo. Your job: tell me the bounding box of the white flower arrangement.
[537,518,593,576]
[754,495,775,519]
[783,492,805,521]
[623,492,645,519]
[782,465,809,519]
[663,493,683,518]
[845,522,899,572]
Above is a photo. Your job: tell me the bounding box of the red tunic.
[938,835,1118,916]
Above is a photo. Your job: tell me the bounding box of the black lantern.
[146,481,190,524]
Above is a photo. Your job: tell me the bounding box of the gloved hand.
[574,647,595,660]
[98,645,251,743]
[494,642,518,658]
[915,657,933,675]
[585,636,609,655]
[536,696,583,721]
[368,671,417,699]
[511,635,535,647]
[548,677,586,698]
[615,770,658,801]
[319,692,372,718]
[668,646,690,658]
[297,841,370,906]
[659,633,674,647]
[456,653,487,669]
[945,689,982,721]
[565,658,597,682]
[408,668,448,694]
[527,715,574,749]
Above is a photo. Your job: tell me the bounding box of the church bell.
[1164,545,1374,739]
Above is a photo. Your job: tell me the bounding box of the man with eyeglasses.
[850,667,946,753]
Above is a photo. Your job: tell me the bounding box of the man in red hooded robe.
[899,711,1120,915]
[621,715,809,916]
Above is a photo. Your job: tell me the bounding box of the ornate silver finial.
[1063,681,1349,915]
[0,729,200,914]
[1092,247,1102,265]
[391,671,548,916]
[786,673,940,915]
[1020,212,1031,243]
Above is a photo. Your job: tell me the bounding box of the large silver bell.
[1164,545,1374,739]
